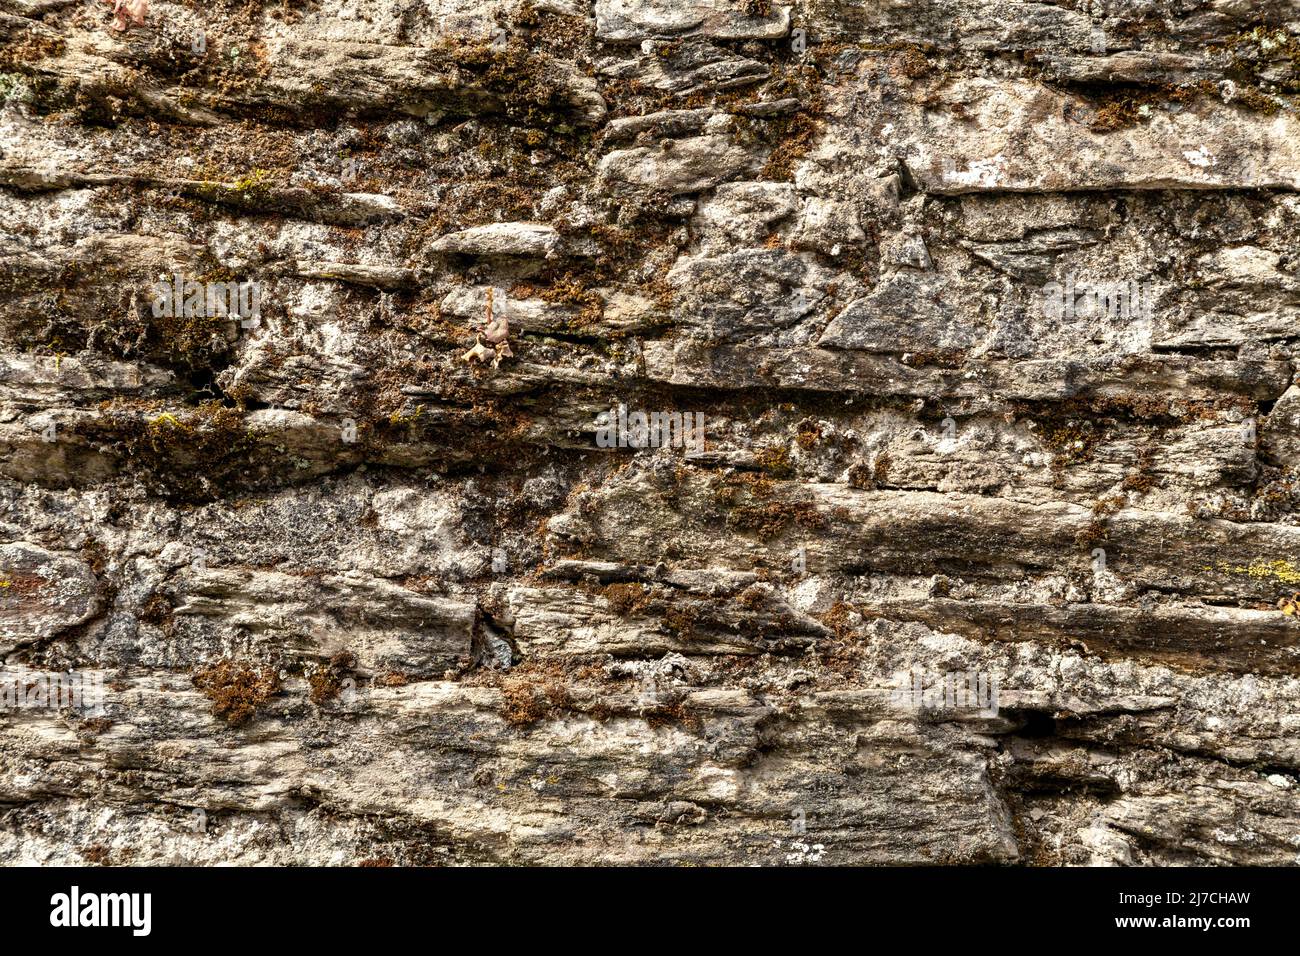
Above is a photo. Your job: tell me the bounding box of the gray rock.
[0,543,99,653]
[598,133,764,195]
[1,0,1299,869]
[599,40,770,96]
[894,79,1300,193]
[819,273,962,352]
[595,0,791,41]
[430,223,562,259]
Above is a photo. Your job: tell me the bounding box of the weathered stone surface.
[1,0,1298,869]
[818,273,962,352]
[595,0,791,42]
[693,181,798,247]
[598,40,770,96]
[0,542,99,653]
[892,79,1300,193]
[667,248,829,340]
[430,222,562,259]
[598,132,765,195]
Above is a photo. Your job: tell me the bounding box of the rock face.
[0,0,1298,867]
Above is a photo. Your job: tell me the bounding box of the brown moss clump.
[193,659,282,727]
[727,499,828,541]
[1076,494,1125,547]
[872,453,892,485]
[643,693,703,733]
[1017,394,1169,424]
[1038,419,1101,473]
[900,349,966,369]
[523,272,604,326]
[847,462,876,489]
[890,45,932,79]
[1220,27,1299,107]
[500,662,571,727]
[80,845,111,866]
[1121,470,1158,494]
[755,444,795,478]
[711,469,827,540]
[758,63,825,181]
[1084,84,1205,133]
[79,401,263,503]
[1074,518,1108,549]
[0,31,65,74]
[795,420,822,450]
[1092,494,1126,518]
[446,37,580,130]
[762,110,823,180]
[79,716,114,737]
[663,605,701,638]
[1230,83,1283,115]
[714,471,773,503]
[527,9,597,59]
[138,593,173,627]
[533,204,679,314]
[1090,97,1145,133]
[307,650,358,705]
[819,600,860,640]
[603,582,650,616]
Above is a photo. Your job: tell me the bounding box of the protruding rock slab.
[595,0,791,41]
[890,80,1300,194]
[0,543,99,652]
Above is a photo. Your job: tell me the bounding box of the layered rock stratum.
[1,0,1299,866]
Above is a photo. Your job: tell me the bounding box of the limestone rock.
[598,133,764,195]
[595,0,791,42]
[1,0,1299,869]
[0,543,99,653]
[430,223,562,259]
